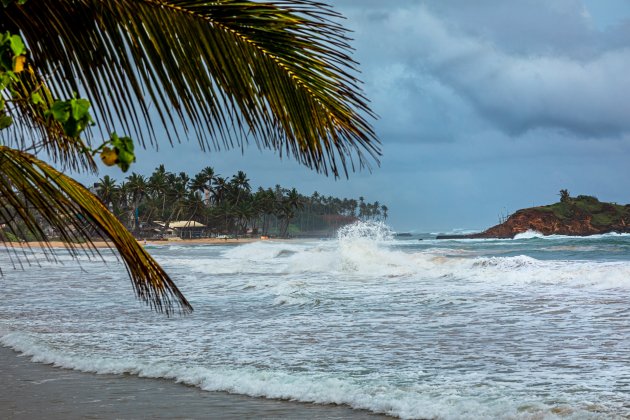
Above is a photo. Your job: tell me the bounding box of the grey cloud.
[425,0,598,57]
[350,4,630,137]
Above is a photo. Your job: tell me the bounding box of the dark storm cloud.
[333,0,630,138]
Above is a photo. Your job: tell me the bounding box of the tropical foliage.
[535,194,630,228]
[0,1,379,314]
[87,166,388,239]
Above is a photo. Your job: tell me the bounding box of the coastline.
[0,345,393,419]
[2,236,289,250]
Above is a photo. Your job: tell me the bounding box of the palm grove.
[95,166,388,239]
[0,1,379,313]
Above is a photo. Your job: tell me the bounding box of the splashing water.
[337,220,394,242]
[335,221,397,273]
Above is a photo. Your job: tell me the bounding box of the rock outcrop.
[437,195,630,239]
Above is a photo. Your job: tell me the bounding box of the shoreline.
[1,236,295,250]
[0,345,393,419]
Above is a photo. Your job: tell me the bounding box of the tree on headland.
[559,189,571,203]
[0,1,379,314]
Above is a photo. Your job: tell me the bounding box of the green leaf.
[46,97,94,137]
[30,91,43,105]
[0,32,25,72]
[8,34,25,56]
[47,100,69,122]
[62,118,79,137]
[70,97,90,120]
[109,132,135,172]
[0,73,11,89]
[0,113,13,129]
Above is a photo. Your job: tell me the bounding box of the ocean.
[1,222,630,419]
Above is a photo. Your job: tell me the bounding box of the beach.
[0,346,391,419]
[3,236,274,250]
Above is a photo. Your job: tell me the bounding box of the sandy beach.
[2,236,275,250]
[0,346,393,419]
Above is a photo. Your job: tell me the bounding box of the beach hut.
[164,220,206,239]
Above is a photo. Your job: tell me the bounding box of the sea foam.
[1,331,597,420]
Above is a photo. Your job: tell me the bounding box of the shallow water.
[2,223,630,419]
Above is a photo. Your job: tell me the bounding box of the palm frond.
[0,145,192,315]
[5,64,98,172]
[1,0,379,176]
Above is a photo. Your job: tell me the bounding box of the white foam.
[154,222,630,291]
[513,230,545,239]
[0,332,603,420]
[514,231,630,241]
[221,241,307,261]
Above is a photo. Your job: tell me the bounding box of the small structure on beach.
[153,220,206,239]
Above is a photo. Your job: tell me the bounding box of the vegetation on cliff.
[532,195,629,228]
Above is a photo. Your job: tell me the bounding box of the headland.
[438,194,630,239]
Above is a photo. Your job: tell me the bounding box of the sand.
[0,346,393,419]
[3,236,276,250]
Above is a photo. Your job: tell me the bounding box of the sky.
[81,0,630,232]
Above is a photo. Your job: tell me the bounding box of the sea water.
[1,222,630,419]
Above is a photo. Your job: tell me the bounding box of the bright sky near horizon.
[81,1,630,232]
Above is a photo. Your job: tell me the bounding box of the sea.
[1,222,630,419]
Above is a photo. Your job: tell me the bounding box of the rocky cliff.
[437,195,630,239]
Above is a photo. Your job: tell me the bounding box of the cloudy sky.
[85,0,630,232]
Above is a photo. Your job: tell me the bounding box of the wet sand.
[0,346,393,419]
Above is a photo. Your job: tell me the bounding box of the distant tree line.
[92,165,388,238]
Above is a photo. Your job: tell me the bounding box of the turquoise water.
[1,223,630,419]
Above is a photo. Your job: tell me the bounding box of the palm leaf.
[6,64,98,173]
[1,0,380,176]
[0,145,192,315]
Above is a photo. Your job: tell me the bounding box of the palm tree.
[277,188,303,237]
[164,174,190,225]
[230,170,251,206]
[0,1,379,314]
[212,176,229,206]
[125,173,148,231]
[95,175,119,210]
[147,165,170,220]
[190,167,215,205]
[199,166,216,205]
[257,188,277,236]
